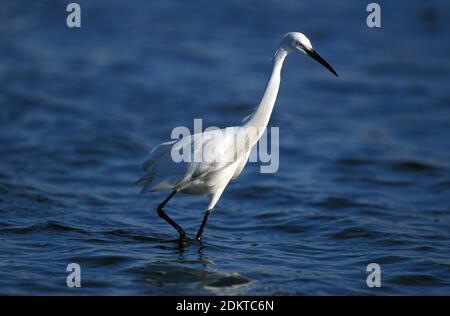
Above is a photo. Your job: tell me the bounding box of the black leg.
[156,190,185,239]
[195,210,211,241]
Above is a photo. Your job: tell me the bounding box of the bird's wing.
[138,127,252,193]
[184,127,253,179]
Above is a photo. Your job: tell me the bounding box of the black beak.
[307,49,338,77]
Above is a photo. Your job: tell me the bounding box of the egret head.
[281,32,338,77]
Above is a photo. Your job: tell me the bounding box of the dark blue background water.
[1,0,449,295]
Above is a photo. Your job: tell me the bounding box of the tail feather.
[143,140,176,172]
[138,140,179,194]
[136,173,156,194]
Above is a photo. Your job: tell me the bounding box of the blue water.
[1,0,450,295]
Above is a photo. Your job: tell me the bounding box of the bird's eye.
[296,41,302,46]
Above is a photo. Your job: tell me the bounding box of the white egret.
[138,32,338,240]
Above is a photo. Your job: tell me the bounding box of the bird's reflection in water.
[156,237,212,269]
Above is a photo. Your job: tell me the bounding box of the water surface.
[0,0,450,295]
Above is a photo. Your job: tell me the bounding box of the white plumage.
[138,32,337,240]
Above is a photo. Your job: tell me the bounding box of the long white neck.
[244,47,288,131]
